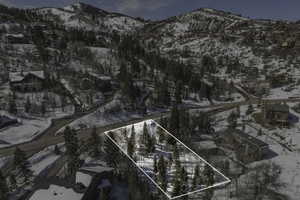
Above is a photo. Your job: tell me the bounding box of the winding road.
[1,97,300,176]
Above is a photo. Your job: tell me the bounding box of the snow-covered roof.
[194,141,217,149]
[9,71,45,82]
[266,103,289,113]
[80,165,113,174]
[76,172,92,188]
[224,128,269,148]
[4,33,24,38]
[202,78,213,87]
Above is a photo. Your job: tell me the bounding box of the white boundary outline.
[104,119,231,199]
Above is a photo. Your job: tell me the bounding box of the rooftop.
[224,128,269,148]
[266,103,289,113]
[9,71,45,82]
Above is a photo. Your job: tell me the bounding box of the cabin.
[79,73,112,93]
[9,71,45,92]
[242,67,259,79]
[192,140,219,155]
[267,73,292,88]
[217,129,269,163]
[264,103,290,126]
[242,80,270,96]
[3,33,29,44]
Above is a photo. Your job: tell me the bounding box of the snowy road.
[2,98,300,175]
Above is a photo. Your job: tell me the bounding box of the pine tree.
[227,111,237,129]
[257,129,263,136]
[160,80,171,106]
[0,170,9,200]
[173,145,179,163]
[180,167,189,199]
[130,125,136,147]
[172,178,181,197]
[104,132,120,169]
[63,126,80,182]
[153,155,158,174]
[175,81,183,104]
[141,122,149,146]
[127,138,135,158]
[160,115,168,128]
[41,101,47,116]
[14,147,31,179]
[246,104,254,115]
[158,127,165,143]
[223,160,230,176]
[128,126,136,157]
[192,165,200,190]
[158,156,167,191]
[204,164,215,186]
[90,126,102,157]
[172,159,182,197]
[169,105,180,139]
[9,174,17,190]
[9,93,17,115]
[54,145,61,155]
[25,96,31,113]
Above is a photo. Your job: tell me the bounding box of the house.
[264,103,290,126]
[3,33,29,44]
[9,71,45,92]
[192,140,219,155]
[217,129,269,163]
[242,67,259,79]
[81,73,112,93]
[242,80,270,96]
[267,73,292,88]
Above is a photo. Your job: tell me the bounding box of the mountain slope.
[35,2,145,33]
[141,8,300,83]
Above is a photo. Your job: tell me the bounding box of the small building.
[242,80,270,96]
[264,103,290,126]
[3,33,29,44]
[192,140,219,155]
[217,129,269,163]
[242,67,259,79]
[9,71,45,92]
[267,73,292,88]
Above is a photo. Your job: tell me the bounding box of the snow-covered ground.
[266,86,300,99]
[0,114,51,148]
[29,185,83,200]
[29,144,64,176]
[0,109,73,148]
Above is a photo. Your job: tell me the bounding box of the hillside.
[1,2,300,200]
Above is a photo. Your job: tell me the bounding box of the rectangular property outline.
[104,119,231,199]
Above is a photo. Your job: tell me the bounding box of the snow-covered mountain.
[141,7,300,81]
[35,2,145,33]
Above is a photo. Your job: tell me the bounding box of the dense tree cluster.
[63,126,80,182]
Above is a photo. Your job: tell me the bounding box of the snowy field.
[0,108,73,148]
[106,119,230,199]
[29,144,64,176]
[266,86,300,99]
